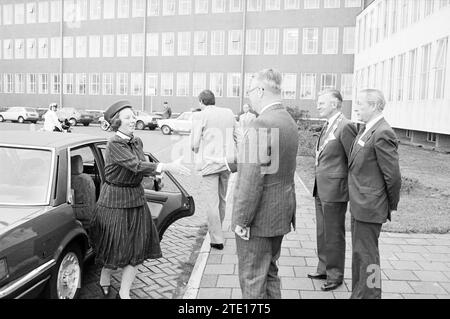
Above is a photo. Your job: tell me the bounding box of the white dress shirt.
[360,114,384,141]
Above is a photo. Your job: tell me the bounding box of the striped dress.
[91,134,162,269]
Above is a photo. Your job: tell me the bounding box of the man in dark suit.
[349,89,401,299]
[219,69,299,298]
[308,90,357,291]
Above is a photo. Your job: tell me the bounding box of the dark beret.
[104,100,133,124]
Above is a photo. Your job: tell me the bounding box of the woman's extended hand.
[161,158,191,175]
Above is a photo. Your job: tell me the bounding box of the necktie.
[318,121,329,149]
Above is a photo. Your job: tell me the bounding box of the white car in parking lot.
[157,112,193,135]
[0,107,40,124]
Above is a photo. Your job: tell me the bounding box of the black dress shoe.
[210,243,224,250]
[307,272,327,280]
[321,281,343,291]
[99,285,111,297]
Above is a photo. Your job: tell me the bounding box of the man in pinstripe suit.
[214,69,299,298]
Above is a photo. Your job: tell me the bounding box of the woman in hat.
[91,100,190,299]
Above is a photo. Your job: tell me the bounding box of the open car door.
[142,153,195,240]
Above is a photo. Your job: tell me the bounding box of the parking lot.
[0,122,209,299]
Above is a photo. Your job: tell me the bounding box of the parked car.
[99,110,162,131]
[85,110,104,124]
[36,108,49,122]
[0,107,40,124]
[157,112,193,135]
[57,108,94,127]
[0,131,195,299]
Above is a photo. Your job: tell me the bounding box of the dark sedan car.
[0,131,195,299]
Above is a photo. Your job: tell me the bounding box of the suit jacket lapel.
[349,118,385,167]
[317,114,342,158]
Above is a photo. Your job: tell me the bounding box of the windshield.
[0,147,53,205]
[26,108,36,113]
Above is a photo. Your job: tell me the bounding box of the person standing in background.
[162,101,172,119]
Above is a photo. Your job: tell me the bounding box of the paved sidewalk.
[184,172,450,299]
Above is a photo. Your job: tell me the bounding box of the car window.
[0,147,53,205]
[7,108,17,112]
[25,108,36,112]
[178,113,188,120]
[71,146,96,167]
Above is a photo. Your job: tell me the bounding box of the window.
[63,37,74,58]
[103,0,115,18]
[375,61,384,90]
[15,74,25,94]
[3,5,13,25]
[76,0,88,20]
[3,39,13,59]
[90,0,102,19]
[146,33,159,56]
[322,27,339,54]
[64,0,76,22]
[132,0,146,17]
[27,2,37,24]
[283,29,298,55]
[230,0,242,12]
[340,74,353,100]
[176,73,190,96]
[228,30,242,55]
[406,130,411,138]
[50,1,61,22]
[246,29,261,55]
[212,0,225,13]
[302,28,318,54]
[194,31,208,55]
[39,2,50,23]
[27,39,37,59]
[162,33,175,56]
[4,74,14,93]
[130,73,143,95]
[248,0,262,11]
[178,32,191,56]
[304,0,319,9]
[400,0,409,29]
[76,36,87,58]
[419,44,432,100]
[161,73,174,96]
[116,73,128,95]
[15,3,25,24]
[284,0,299,10]
[51,37,61,58]
[179,0,192,15]
[27,74,37,94]
[300,73,316,99]
[320,73,337,91]
[227,73,241,97]
[117,34,129,57]
[433,37,448,99]
[210,73,223,97]
[147,0,159,16]
[50,73,61,94]
[282,73,296,99]
[195,0,209,13]
[117,0,130,18]
[89,73,101,95]
[324,0,339,8]
[427,132,437,143]
[131,33,145,57]
[76,73,87,95]
[15,39,25,59]
[211,31,225,55]
[387,57,396,101]
[411,0,421,23]
[63,73,74,94]
[162,0,176,15]
[89,35,101,57]
[103,73,114,95]
[39,73,49,94]
[389,0,398,35]
[407,49,417,100]
[345,0,361,7]
[264,29,279,55]
[343,27,355,54]
[396,53,406,101]
[103,35,115,57]
[424,0,435,16]
[146,73,158,96]
[265,0,281,10]
[193,73,206,96]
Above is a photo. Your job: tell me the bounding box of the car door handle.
[145,192,168,203]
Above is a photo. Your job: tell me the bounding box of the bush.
[400,176,420,194]
[298,127,318,157]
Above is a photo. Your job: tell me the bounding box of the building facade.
[354,0,450,149]
[0,0,363,116]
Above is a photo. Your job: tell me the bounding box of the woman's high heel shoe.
[99,285,111,297]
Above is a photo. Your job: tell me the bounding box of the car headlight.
[0,258,8,281]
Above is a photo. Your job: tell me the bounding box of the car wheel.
[0,116,4,122]
[136,121,145,130]
[18,116,24,123]
[83,123,89,126]
[46,244,83,299]
[31,121,37,124]
[161,125,172,135]
[149,126,156,131]
[69,118,77,126]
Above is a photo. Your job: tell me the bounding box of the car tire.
[18,116,24,124]
[83,123,89,126]
[0,115,4,122]
[69,118,77,126]
[161,125,172,135]
[45,244,83,299]
[149,126,156,131]
[136,121,145,130]
[31,121,37,124]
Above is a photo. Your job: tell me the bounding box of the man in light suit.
[191,90,239,250]
[308,90,357,291]
[211,69,299,298]
[349,89,401,299]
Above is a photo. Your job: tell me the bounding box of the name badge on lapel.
[357,140,365,147]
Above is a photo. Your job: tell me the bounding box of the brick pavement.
[188,172,450,299]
